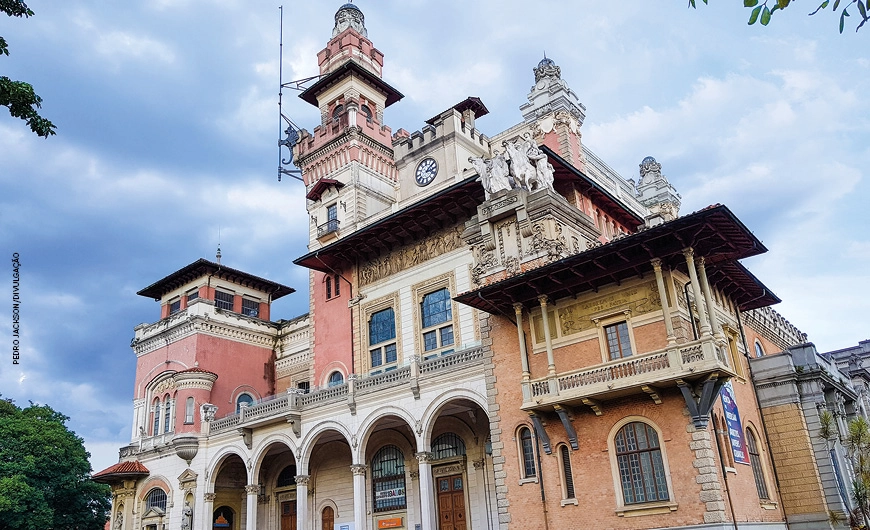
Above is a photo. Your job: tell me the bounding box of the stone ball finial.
[534,54,561,83]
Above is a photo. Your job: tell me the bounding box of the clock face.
[415,157,438,186]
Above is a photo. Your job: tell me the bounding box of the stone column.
[538,296,556,376]
[514,304,532,401]
[651,259,676,344]
[351,464,367,530]
[697,257,722,340]
[682,248,711,337]
[295,475,310,530]
[202,493,216,530]
[244,485,258,530]
[416,452,436,530]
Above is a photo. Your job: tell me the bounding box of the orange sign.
[378,517,403,529]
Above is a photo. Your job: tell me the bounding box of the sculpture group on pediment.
[470,133,555,199]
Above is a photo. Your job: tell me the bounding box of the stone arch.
[606,415,676,509]
[205,446,251,489]
[356,406,418,458]
[420,388,489,447]
[251,436,299,486]
[298,420,354,471]
[138,476,172,501]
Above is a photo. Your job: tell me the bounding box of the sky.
[0,0,867,475]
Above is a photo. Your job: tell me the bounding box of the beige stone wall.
[759,402,828,517]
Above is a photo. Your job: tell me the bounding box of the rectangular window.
[184,397,194,424]
[605,321,633,360]
[214,290,234,311]
[369,308,397,373]
[242,298,259,317]
[421,288,455,359]
[169,299,181,315]
[297,381,310,393]
[187,290,199,303]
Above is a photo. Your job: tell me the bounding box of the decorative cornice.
[133,316,279,356]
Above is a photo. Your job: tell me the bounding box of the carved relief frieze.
[530,221,568,263]
[359,226,464,286]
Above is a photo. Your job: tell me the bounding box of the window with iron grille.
[152,399,160,435]
[372,445,406,512]
[421,288,454,359]
[432,433,466,460]
[242,298,259,317]
[615,422,669,504]
[215,290,234,311]
[163,397,171,433]
[560,444,576,500]
[746,428,770,500]
[146,489,167,512]
[605,321,633,360]
[276,465,297,488]
[369,308,397,373]
[520,427,536,479]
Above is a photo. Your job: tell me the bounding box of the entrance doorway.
[437,474,466,530]
[281,500,297,530]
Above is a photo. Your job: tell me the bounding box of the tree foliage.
[820,412,870,529]
[1,0,56,137]
[0,399,110,530]
[689,0,870,33]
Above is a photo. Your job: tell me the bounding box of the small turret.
[636,156,681,225]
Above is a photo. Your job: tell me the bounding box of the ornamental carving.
[359,226,464,286]
[470,245,497,287]
[554,282,662,337]
[531,222,567,263]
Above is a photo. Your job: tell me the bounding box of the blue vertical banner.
[720,380,750,465]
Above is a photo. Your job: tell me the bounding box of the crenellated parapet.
[742,306,808,352]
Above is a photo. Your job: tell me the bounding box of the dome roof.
[538,57,556,69]
[338,2,362,11]
[642,156,657,164]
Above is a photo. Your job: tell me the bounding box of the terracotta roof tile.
[93,460,150,479]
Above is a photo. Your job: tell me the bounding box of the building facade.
[94,4,833,530]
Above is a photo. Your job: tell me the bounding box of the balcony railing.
[207,346,486,435]
[524,337,734,409]
[317,219,340,238]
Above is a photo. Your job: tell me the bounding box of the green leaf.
[778,0,791,7]
[689,0,696,8]
[840,8,848,32]
[858,0,867,19]
[810,0,830,15]
[745,0,758,6]
[761,5,772,24]
[834,0,841,10]
[771,4,780,12]
[749,5,763,23]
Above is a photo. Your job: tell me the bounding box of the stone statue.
[114,513,123,530]
[524,133,555,192]
[502,138,537,192]
[469,155,511,198]
[181,502,192,530]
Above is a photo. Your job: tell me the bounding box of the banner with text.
[720,380,749,465]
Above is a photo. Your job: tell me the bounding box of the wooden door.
[321,506,334,530]
[437,474,467,530]
[281,500,297,530]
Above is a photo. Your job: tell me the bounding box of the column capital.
[415,451,434,464]
[682,247,695,259]
[537,295,549,307]
[650,257,663,270]
[697,255,706,267]
[350,464,367,476]
[244,484,260,495]
[513,303,524,315]
[295,474,311,487]
[203,492,217,502]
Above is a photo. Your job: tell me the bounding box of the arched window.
[333,274,340,297]
[321,506,335,530]
[276,465,297,488]
[519,426,536,479]
[754,341,765,358]
[152,399,161,435]
[326,276,332,299]
[163,396,172,433]
[185,397,195,424]
[559,444,576,500]
[328,371,344,387]
[746,428,770,500]
[213,507,234,529]
[145,488,167,512]
[236,393,254,413]
[371,445,406,512]
[332,104,344,120]
[615,422,669,504]
[361,105,373,121]
[432,433,466,460]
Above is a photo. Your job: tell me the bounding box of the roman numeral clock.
[415,157,438,186]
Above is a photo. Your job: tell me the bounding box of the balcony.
[317,219,340,240]
[208,346,486,437]
[523,337,736,412]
